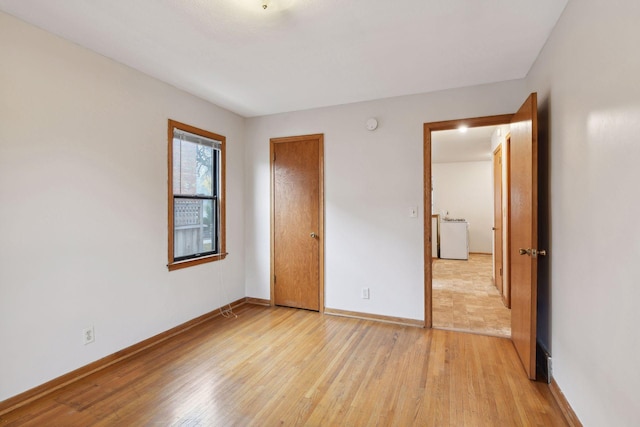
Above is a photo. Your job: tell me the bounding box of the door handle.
[519,248,548,257]
[310,232,317,239]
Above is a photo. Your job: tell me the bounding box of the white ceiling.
[432,125,505,163]
[0,0,568,118]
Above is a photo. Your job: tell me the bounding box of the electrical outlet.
[547,356,553,383]
[83,326,95,345]
[362,288,370,299]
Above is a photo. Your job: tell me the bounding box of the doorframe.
[270,134,325,313]
[423,114,513,327]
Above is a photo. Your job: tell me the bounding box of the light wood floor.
[432,254,511,337]
[0,304,567,426]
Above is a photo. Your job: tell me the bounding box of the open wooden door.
[271,134,324,311]
[509,93,542,379]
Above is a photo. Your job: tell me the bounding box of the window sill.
[167,252,227,271]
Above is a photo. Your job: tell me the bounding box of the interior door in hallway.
[493,145,504,298]
[510,93,540,380]
[271,134,324,311]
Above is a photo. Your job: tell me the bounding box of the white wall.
[489,126,509,153]
[526,0,640,425]
[432,161,493,253]
[245,80,528,321]
[0,12,245,401]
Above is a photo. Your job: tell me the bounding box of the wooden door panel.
[509,93,538,379]
[273,137,321,311]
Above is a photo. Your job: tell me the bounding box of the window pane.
[173,199,215,259]
[172,139,181,194]
[172,137,214,197]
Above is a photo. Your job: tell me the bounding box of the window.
[168,120,226,270]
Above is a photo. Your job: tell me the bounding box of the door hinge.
[274,275,276,284]
[273,152,276,162]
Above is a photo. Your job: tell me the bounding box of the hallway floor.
[432,254,511,337]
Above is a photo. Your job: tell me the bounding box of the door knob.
[519,248,547,257]
[310,232,317,238]
[532,249,547,257]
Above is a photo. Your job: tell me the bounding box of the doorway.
[424,93,540,379]
[430,122,511,337]
[270,134,324,312]
[424,114,512,329]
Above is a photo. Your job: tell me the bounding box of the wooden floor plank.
[0,304,566,426]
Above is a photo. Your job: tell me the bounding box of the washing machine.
[439,219,469,260]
